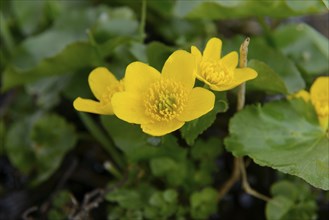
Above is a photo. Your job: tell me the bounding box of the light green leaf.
[247,60,288,94]
[11,0,47,35]
[190,187,218,219]
[266,180,318,220]
[150,157,188,186]
[273,23,329,75]
[174,0,327,19]
[181,91,227,146]
[266,196,294,220]
[225,99,329,190]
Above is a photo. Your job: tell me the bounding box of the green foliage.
[190,187,218,219]
[273,23,329,76]
[2,5,138,90]
[6,113,77,184]
[48,190,74,219]
[1,0,328,219]
[225,99,329,190]
[181,91,228,145]
[266,180,317,220]
[174,0,327,19]
[247,60,289,94]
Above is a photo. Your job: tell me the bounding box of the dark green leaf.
[247,60,289,94]
[146,42,175,71]
[248,38,305,93]
[181,91,227,146]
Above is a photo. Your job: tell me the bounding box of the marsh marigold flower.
[73,67,124,114]
[294,76,329,130]
[191,37,257,91]
[111,50,215,136]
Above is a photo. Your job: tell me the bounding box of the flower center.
[200,60,233,86]
[101,80,124,106]
[144,79,188,122]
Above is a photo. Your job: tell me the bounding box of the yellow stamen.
[200,59,233,86]
[144,79,188,121]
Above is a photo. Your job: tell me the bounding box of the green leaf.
[247,60,288,94]
[190,187,218,219]
[174,0,327,19]
[273,23,329,75]
[6,113,77,184]
[180,91,227,146]
[146,42,175,71]
[248,38,305,93]
[26,75,72,109]
[150,157,188,186]
[2,5,136,90]
[11,0,47,35]
[191,137,222,160]
[266,180,318,220]
[106,189,145,210]
[225,99,329,190]
[101,116,186,162]
[266,196,294,220]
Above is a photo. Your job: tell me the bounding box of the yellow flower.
[191,37,257,91]
[73,67,124,114]
[293,76,329,130]
[111,50,215,136]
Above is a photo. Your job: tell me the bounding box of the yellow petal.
[161,50,196,90]
[73,97,113,114]
[177,87,215,121]
[221,51,238,71]
[203,37,222,60]
[318,115,328,130]
[88,67,119,100]
[191,46,202,63]
[293,90,311,102]
[111,92,151,124]
[209,67,257,91]
[141,120,184,136]
[310,76,329,103]
[124,61,161,93]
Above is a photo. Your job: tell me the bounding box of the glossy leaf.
[247,59,288,94]
[225,99,329,190]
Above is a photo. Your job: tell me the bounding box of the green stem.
[139,0,147,42]
[0,12,15,56]
[78,112,125,170]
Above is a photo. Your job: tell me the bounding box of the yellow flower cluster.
[293,76,329,130]
[73,38,258,136]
